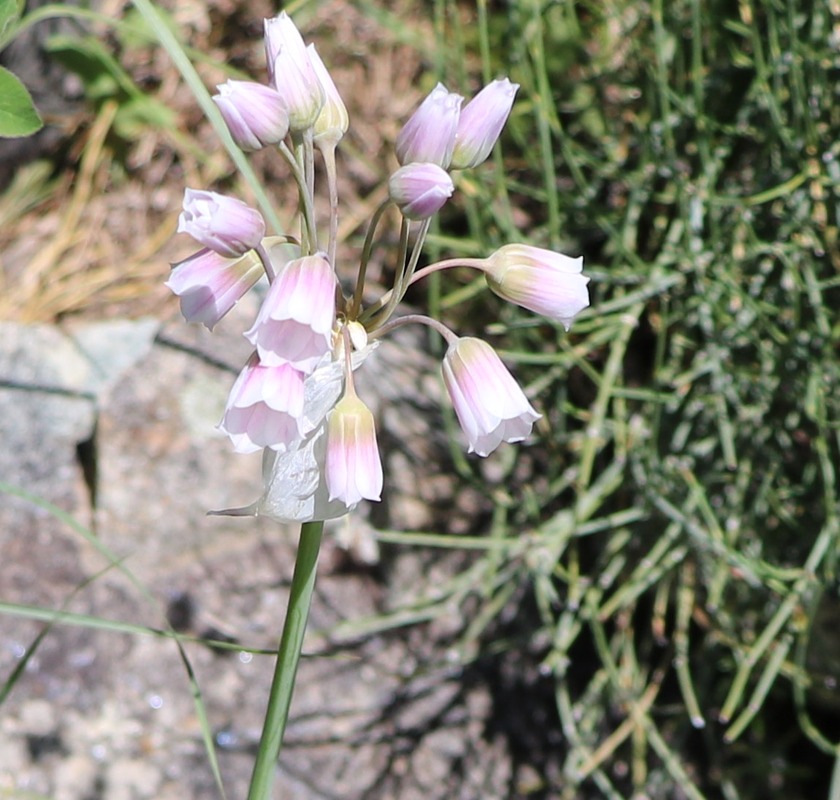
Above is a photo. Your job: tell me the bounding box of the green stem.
[246,520,324,800]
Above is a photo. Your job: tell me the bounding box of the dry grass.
[0,0,429,323]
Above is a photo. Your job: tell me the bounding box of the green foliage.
[44,32,175,140]
[0,0,42,138]
[417,0,840,797]
[0,65,42,137]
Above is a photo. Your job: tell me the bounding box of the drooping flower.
[218,356,306,454]
[483,244,590,330]
[244,253,337,373]
[442,336,541,457]
[213,80,290,151]
[177,189,265,258]
[395,83,463,169]
[307,44,348,148]
[325,389,383,506]
[388,162,454,220]
[451,78,519,170]
[264,12,324,132]
[166,248,263,330]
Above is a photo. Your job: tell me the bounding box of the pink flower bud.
[213,80,290,151]
[264,12,324,132]
[244,253,337,374]
[307,44,348,148]
[177,189,265,258]
[442,337,541,457]
[395,83,463,168]
[165,248,263,330]
[451,78,519,169]
[484,244,590,330]
[219,356,306,454]
[388,162,454,220]
[326,391,383,506]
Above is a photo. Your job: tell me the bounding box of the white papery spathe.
[211,344,380,523]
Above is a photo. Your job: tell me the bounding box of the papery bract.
[178,189,265,258]
[326,391,383,506]
[308,44,348,148]
[217,343,380,523]
[484,244,590,330]
[166,248,263,330]
[213,80,290,151]
[244,253,337,373]
[395,83,463,169]
[219,356,305,454]
[388,162,454,220]
[442,336,541,457]
[451,78,519,169]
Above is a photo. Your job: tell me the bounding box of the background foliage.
[417,0,840,796]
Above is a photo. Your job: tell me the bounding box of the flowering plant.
[167,11,589,797]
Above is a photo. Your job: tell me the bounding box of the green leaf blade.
[0,65,42,137]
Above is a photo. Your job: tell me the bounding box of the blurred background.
[1,0,839,798]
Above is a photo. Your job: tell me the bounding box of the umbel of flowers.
[168,12,590,523]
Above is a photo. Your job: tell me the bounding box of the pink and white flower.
[483,244,590,330]
[451,78,519,169]
[388,162,454,220]
[395,83,463,169]
[219,356,305,454]
[213,80,289,151]
[244,253,337,373]
[325,390,383,506]
[442,336,541,457]
[178,189,265,258]
[166,248,263,330]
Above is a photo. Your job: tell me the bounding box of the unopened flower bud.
[213,80,290,151]
[166,248,263,330]
[395,83,463,168]
[451,78,519,169]
[308,44,348,148]
[326,390,383,506]
[178,189,265,258]
[484,244,590,330]
[442,337,541,457]
[388,162,454,220]
[264,12,324,131]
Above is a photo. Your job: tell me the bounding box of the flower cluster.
[167,12,590,522]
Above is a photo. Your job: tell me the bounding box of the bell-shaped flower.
[264,12,324,132]
[213,80,290,151]
[451,78,519,169]
[177,189,265,259]
[244,253,337,373]
[483,244,590,330]
[325,388,383,506]
[395,83,463,169]
[166,248,263,330]
[308,44,348,149]
[442,336,541,457]
[388,162,454,220]
[218,356,306,454]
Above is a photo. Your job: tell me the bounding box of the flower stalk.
[246,520,324,800]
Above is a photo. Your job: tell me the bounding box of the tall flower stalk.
[166,11,591,797]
